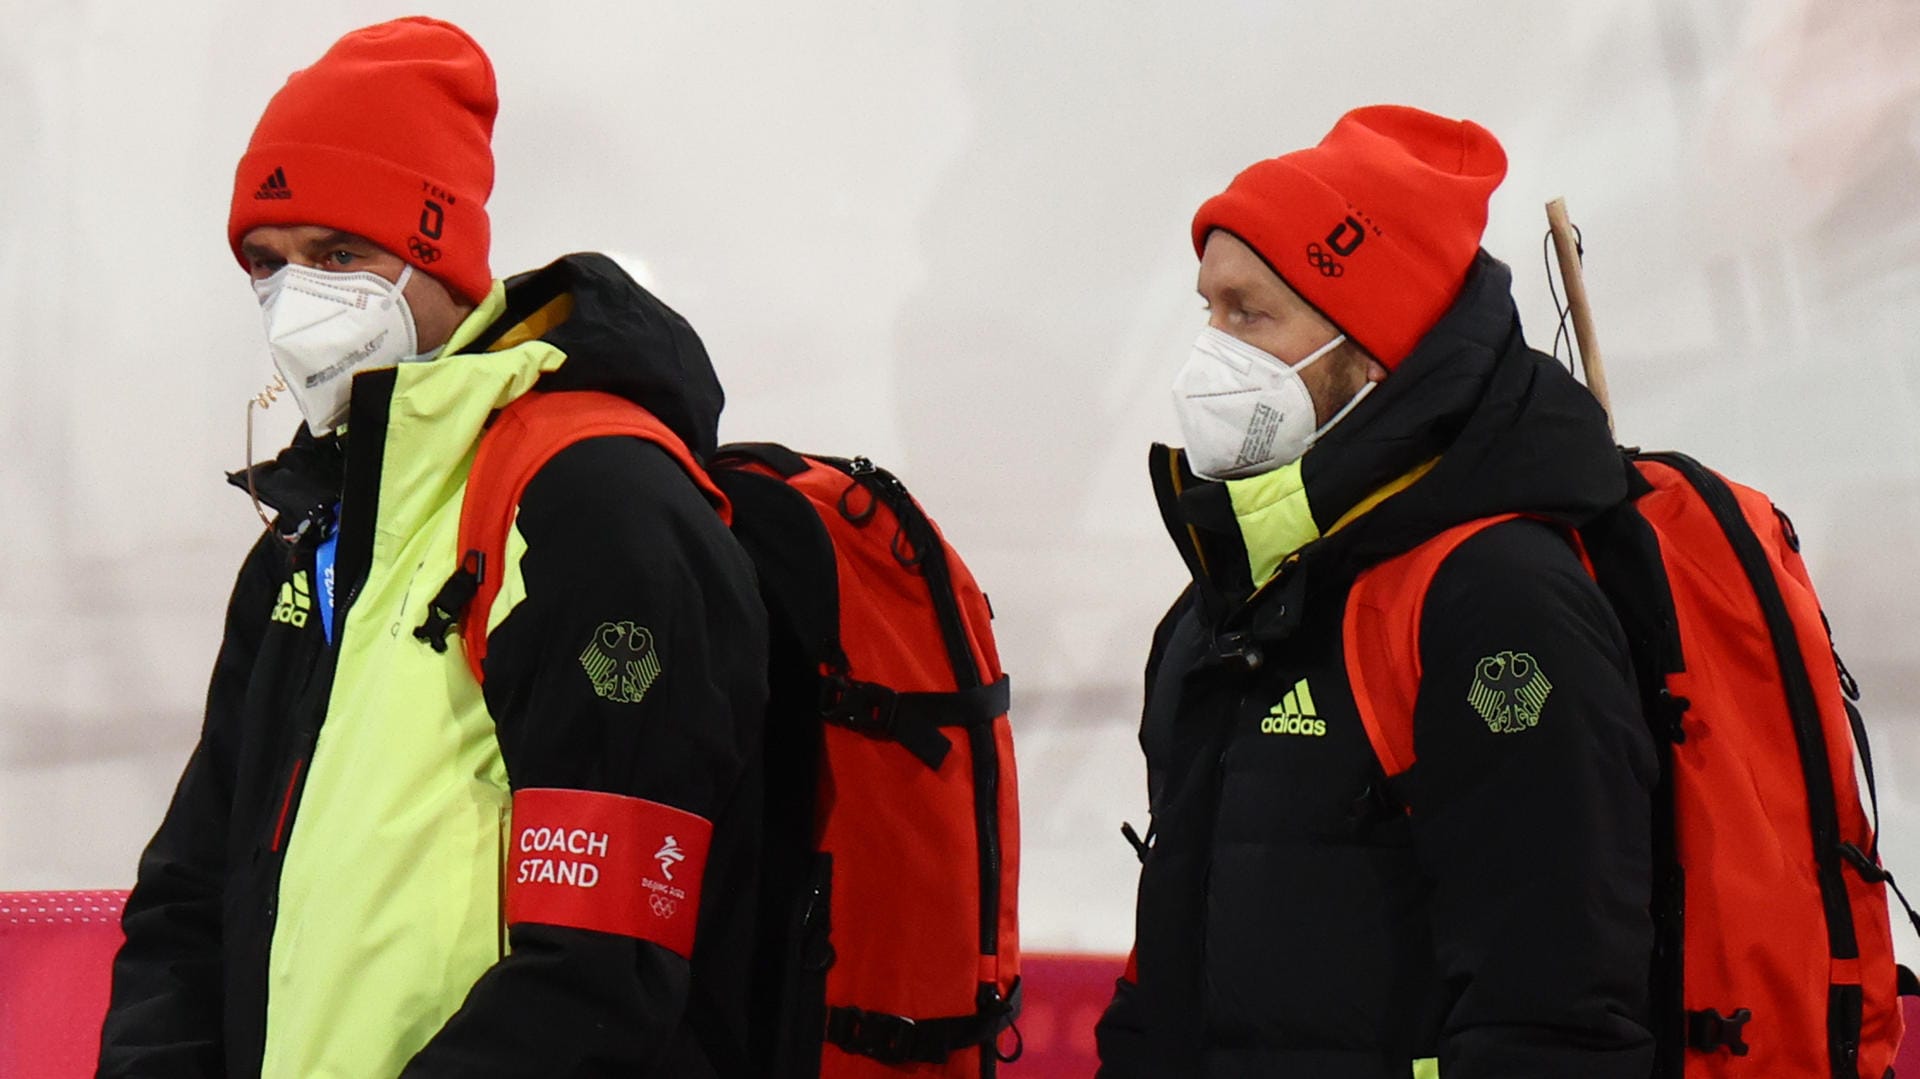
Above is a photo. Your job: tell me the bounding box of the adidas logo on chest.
[272,571,312,628]
[1259,677,1325,737]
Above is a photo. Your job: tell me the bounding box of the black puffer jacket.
[1096,254,1658,1078]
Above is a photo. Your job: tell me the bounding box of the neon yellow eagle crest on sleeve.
[1468,650,1552,733]
[579,621,662,704]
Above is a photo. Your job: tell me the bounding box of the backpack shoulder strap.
[709,445,844,670]
[445,389,728,685]
[1343,514,1522,778]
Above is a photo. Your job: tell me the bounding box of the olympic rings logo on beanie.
[1191,105,1508,370]
[227,17,498,305]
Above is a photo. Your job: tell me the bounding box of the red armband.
[506,788,713,957]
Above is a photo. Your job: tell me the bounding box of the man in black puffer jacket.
[1096,106,1656,1078]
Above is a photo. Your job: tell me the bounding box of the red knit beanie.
[228,17,498,304]
[1191,105,1507,369]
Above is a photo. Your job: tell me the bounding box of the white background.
[3,0,1918,968]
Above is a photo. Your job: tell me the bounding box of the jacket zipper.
[265,375,387,918]
[327,368,393,660]
[269,757,306,852]
[1197,679,1252,1059]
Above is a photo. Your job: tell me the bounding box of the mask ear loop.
[1290,332,1348,375]
[1306,378,1378,446]
[245,372,287,532]
[1301,337,1374,448]
[245,399,273,531]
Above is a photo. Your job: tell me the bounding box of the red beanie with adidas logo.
[1192,105,1508,370]
[228,17,498,304]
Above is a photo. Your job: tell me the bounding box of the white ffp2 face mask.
[1170,326,1374,480]
[253,263,420,434]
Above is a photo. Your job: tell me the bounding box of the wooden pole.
[1545,197,1613,432]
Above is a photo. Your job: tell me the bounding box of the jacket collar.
[1155,251,1624,614]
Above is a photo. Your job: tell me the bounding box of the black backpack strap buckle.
[818,675,958,771]
[412,550,485,653]
[1842,841,1920,940]
[825,987,1020,1066]
[819,675,900,736]
[1655,685,1691,743]
[825,1006,919,1064]
[1686,1007,1752,1056]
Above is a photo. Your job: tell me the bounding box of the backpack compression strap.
[1343,514,1522,779]
[414,389,730,686]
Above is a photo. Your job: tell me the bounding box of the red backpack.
[1346,449,1915,1077]
[436,390,1022,1078]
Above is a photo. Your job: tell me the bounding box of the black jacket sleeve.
[1093,953,1149,1079]
[98,531,278,1079]
[402,436,767,1078]
[1404,520,1657,1079]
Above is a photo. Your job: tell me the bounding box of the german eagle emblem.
[579,621,662,704]
[1468,650,1552,734]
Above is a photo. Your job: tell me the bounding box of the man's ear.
[1341,339,1390,384]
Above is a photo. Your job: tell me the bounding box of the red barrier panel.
[1001,953,1920,1076]
[1003,952,1121,1076]
[2,891,1912,1077]
[0,891,125,1079]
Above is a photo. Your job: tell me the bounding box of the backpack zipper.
[838,456,1009,1074]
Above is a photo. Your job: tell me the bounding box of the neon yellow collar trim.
[439,280,510,356]
[1228,456,1442,589]
[1226,460,1316,590]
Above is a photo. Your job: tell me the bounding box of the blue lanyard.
[315,510,340,646]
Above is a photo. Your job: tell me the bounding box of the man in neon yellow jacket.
[99,18,768,1077]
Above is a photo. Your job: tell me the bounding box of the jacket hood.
[473,252,726,459]
[1308,250,1624,576]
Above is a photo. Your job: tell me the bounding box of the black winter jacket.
[99,255,768,1078]
[1096,254,1658,1078]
